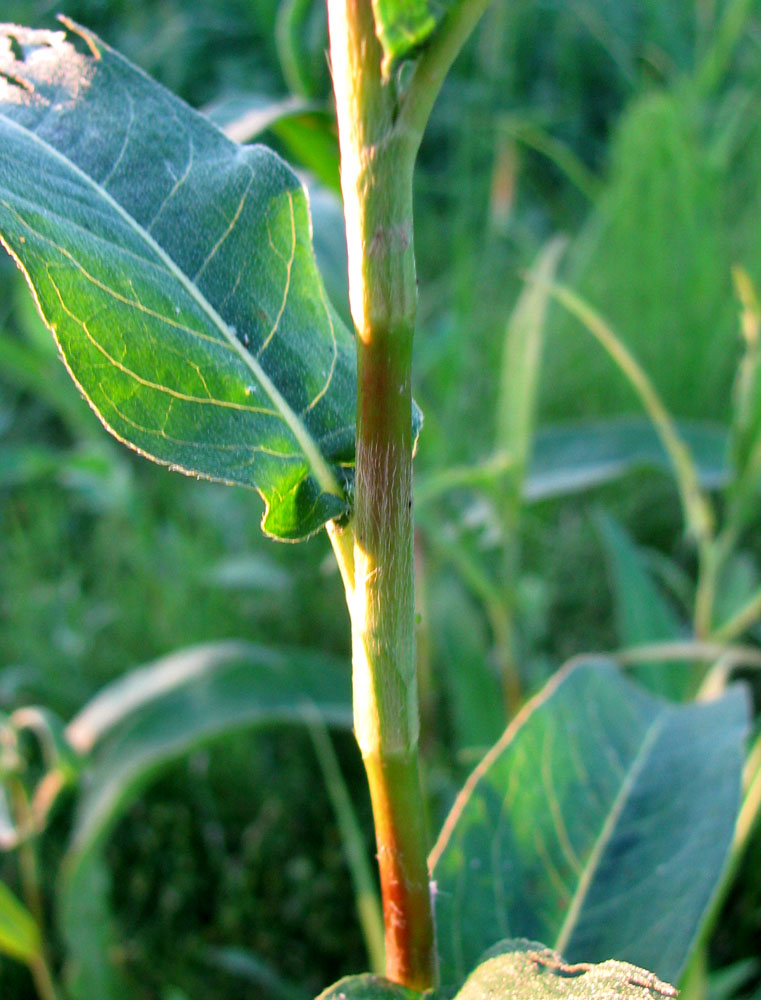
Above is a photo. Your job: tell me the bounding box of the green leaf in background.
[496,237,567,492]
[316,973,421,1000]
[415,418,727,513]
[0,442,132,511]
[59,640,352,999]
[726,268,761,533]
[454,940,677,1000]
[0,785,15,850]
[526,418,728,502]
[0,879,40,964]
[540,88,738,426]
[595,512,693,699]
[429,576,504,755]
[728,269,761,478]
[275,0,331,98]
[204,946,309,1000]
[58,855,131,1000]
[306,185,351,325]
[0,21,356,540]
[64,641,352,840]
[430,661,748,988]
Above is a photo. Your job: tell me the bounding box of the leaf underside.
[431,661,748,988]
[0,21,356,540]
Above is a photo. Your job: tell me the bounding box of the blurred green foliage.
[2,0,761,997]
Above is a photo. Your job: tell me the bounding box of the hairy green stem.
[326,0,496,981]
[326,0,434,986]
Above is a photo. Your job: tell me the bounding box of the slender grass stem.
[8,779,44,926]
[541,281,715,548]
[8,779,62,1000]
[561,641,761,674]
[714,584,761,643]
[29,955,62,1000]
[736,734,761,852]
[693,540,719,640]
[695,0,757,96]
[414,451,515,507]
[422,520,520,714]
[304,708,385,975]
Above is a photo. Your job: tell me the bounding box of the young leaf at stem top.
[0,20,357,541]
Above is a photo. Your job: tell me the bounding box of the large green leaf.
[204,94,340,194]
[430,661,747,988]
[455,940,677,1000]
[0,21,356,540]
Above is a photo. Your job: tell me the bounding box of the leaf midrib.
[553,709,667,954]
[0,111,342,499]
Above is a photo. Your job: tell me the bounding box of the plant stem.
[361,751,434,987]
[327,519,356,596]
[398,0,497,145]
[9,779,61,1000]
[693,540,718,640]
[714,579,761,642]
[326,0,435,988]
[304,708,386,975]
[29,955,62,1000]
